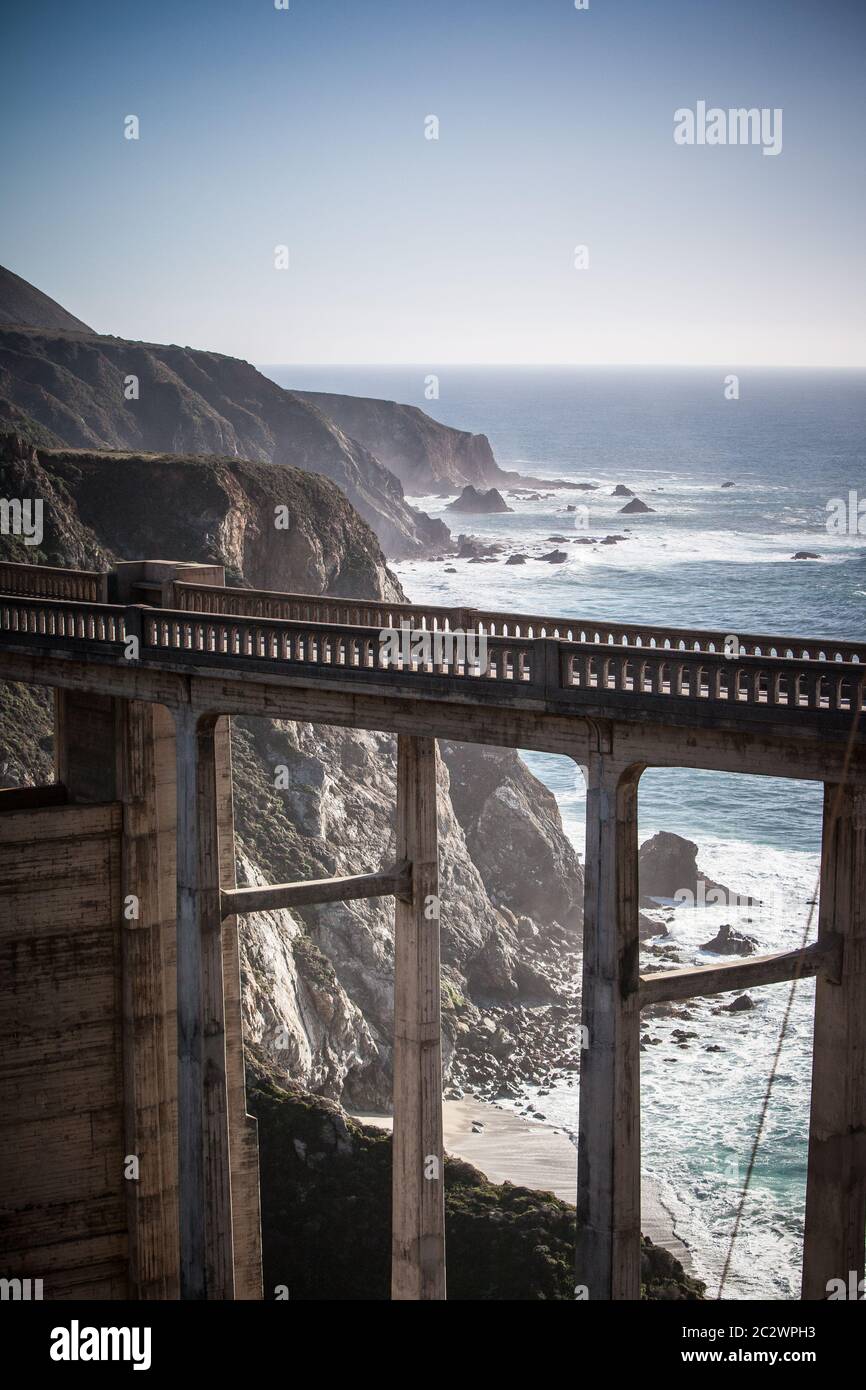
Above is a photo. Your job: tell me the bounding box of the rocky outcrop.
[1,432,583,1107]
[0,308,449,558]
[0,434,402,601]
[639,831,738,905]
[442,744,582,932]
[619,496,654,514]
[293,390,502,494]
[455,533,503,559]
[700,924,757,956]
[446,484,512,514]
[231,719,534,1106]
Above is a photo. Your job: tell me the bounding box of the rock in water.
[612,483,634,497]
[456,534,502,558]
[792,551,820,560]
[639,831,753,905]
[446,485,513,514]
[700,923,757,956]
[539,549,567,563]
[719,993,756,1012]
[619,496,655,514]
[639,912,668,940]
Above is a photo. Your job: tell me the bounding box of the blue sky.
[2,0,864,365]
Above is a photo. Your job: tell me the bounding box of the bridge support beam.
[802,784,866,1300]
[391,734,446,1300]
[174,708,235,1300]
[575,755,643,1300]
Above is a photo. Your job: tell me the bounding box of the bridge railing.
[0,560,105,603]
[2,591,865,716]
[0,593,125,643]
[1,565,862,668]
[173,581,866,666]
[558,645,866,714]
[144,606,536,682]
[171,581,466,633]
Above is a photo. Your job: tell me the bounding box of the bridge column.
[575,755,643,1300]
[802,784,866,1300]
[174,707,235,1300]
[391,734,446,1300]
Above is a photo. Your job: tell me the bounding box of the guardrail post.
[124,604,144,652]
[533,636,562,697]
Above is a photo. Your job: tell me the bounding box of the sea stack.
[619,496,655,514]
[446,485,513,514]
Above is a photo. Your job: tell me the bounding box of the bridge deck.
[0,565,864,745]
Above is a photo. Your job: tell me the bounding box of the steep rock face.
[0,435,402,601]
[236,850,379,1100]
[1,433,581,1107]
[293,390,502,494]
[0,319,449,558]
[0,435,108,570]
[231,719,530,1107]
[442,744,582,931]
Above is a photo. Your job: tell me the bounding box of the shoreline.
[351,1096,692,1272]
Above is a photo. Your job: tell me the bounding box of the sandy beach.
[351,1096,691,1270]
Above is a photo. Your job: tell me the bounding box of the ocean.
[263,364,866,1298]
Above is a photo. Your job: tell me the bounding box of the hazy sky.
[3,0,865,366]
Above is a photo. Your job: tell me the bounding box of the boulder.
[718,993,756,1013]
[792,551,820,561]
[612,484,634,497]
[699,923,757,956]
[539,549,567,563]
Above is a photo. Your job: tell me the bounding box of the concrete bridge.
[0,557,864,1301]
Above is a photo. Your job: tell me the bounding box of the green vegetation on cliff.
[249,1072,704,1301]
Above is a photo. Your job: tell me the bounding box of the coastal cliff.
[0,430,583,1110]
[0,264,449,560]
[249,1068,704,1300]
[294,389,503,493]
